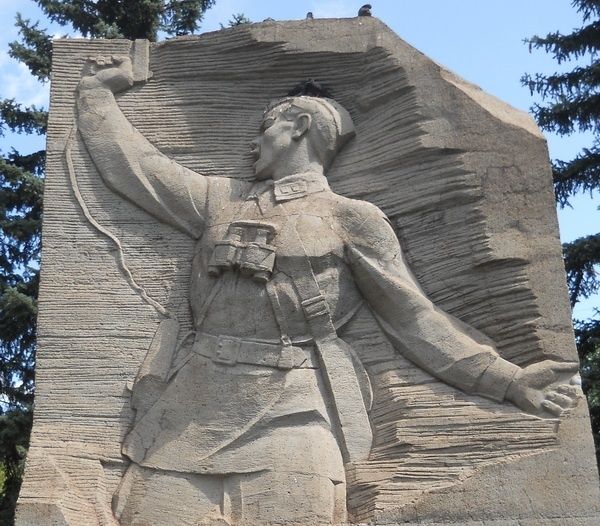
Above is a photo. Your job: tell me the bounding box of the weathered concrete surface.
[16,17,600,525]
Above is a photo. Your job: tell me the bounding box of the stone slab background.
[16,17,600,525]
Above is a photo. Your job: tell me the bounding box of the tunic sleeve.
[78,87,207,238]
[339,200,520,402]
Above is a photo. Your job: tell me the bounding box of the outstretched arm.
[340,201,578,416]
[77,55,206,238]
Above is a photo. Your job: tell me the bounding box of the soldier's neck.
[271,161,324,181]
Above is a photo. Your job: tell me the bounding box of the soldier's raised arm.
[338,200,579,417]
[77,56,206,238]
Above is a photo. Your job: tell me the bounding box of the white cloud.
[0,59,49,107]
[52,28,83,39]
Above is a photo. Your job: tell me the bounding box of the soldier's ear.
[292,113,311,140]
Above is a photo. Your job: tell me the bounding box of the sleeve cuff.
[475,357,521,402]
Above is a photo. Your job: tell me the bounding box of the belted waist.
[193,332,317,370]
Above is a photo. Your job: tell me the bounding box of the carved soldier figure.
[76,56,578,525]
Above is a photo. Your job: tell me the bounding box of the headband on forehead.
[264,95,355,145]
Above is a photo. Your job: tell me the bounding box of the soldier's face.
[251,109,296,180]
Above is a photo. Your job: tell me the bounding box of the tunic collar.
[247,171,330,203]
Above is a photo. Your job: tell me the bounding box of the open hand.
[505,360,580,417]
[79,55,134,93]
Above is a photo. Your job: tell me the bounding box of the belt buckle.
[277,344,295,370]
[213,335,241,365]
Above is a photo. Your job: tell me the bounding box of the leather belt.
[192,332,317,370]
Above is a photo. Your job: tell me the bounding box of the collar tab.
[272,172,329,202]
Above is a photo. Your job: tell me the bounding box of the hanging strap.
[282,214,373,465]
[265,277,298,369]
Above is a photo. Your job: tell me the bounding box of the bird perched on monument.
[306,12,314,19]
[358,4,372,16]
[287,79,332,98]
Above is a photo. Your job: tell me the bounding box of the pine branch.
[8,14,52,82]
[525,20,600,63]
[36,1,219,41]
[522,62,600,99]
[575,315,600,360]
[573,0,600,23]
[220,13,251,29]
[162,0,216,36]
[36,0,105,31]
[0,408,32,523]
[37,0,159,40]
[0,100,47,137]
[0,155,43,278]
[6,150,46,178]
[36,0,126,38]
[0,283,37,345]
[553,144,600,205]
[531,92,600,135]
[573,313,600,460]
[523,3,600,215]
[563,233,600,306]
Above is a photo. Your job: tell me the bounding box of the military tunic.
[77,88,521,481]
[117,171,519,478]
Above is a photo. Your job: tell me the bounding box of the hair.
[264,95,356,169]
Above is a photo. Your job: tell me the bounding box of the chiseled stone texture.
[16,17,600,525]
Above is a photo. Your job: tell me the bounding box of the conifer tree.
[522,0,600,463]
[0,1,215,520]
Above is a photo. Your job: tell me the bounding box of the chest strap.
[280,214,373,465]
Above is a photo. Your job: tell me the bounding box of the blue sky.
[0,0,597,319]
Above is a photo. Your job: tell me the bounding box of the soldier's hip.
[123,334,333,474]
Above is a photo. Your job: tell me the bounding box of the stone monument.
[16,17,600,525]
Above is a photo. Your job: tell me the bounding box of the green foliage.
[523,0,600,467]
[220,13,251,29]
[563,233,600,306]
[0,1,216,521]
[553,147,600,206]
[0,58,44,526]
[36,0,216,40]
[0,101,47,136]
[0,96,45,439]
[575,317,600,458]
[0,410,32,523]
[8,14,53,83]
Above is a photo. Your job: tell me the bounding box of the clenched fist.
[79,55,134,93]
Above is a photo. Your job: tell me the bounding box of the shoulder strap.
[281,213,373,465]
